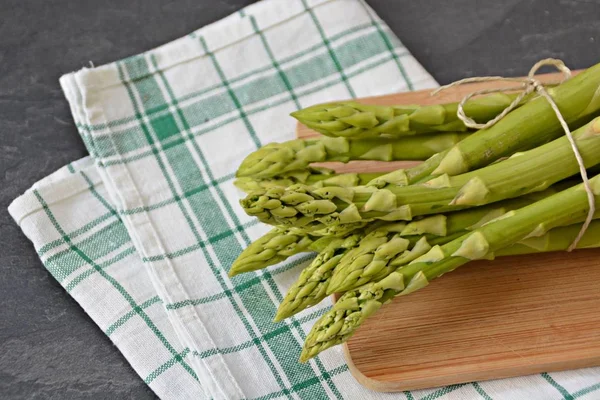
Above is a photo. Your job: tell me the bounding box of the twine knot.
[433,58,594,251]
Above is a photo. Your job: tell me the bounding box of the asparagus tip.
[274,302,295,322]
[298,353,310,363]
[228,268,239,278]
[272,310,285,323]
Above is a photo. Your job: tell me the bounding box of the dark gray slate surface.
[1,0,599,398]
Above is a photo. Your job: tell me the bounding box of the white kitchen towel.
[9,0,600,399]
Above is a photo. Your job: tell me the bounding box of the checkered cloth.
[9,0,600,398]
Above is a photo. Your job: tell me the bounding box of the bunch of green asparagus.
[233,62,600,363]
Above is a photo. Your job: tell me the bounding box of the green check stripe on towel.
[9,0,600,399]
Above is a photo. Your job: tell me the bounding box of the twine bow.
[433,58,594,251]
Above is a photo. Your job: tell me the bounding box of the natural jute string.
[432,58,594,251]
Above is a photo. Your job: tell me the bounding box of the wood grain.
[337,250,600,391]
[295,70,600,392]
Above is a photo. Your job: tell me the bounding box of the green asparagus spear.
[275,187,563,320]
[234,169,381,194]
[291,93,519,138]
[229,220,371,276]
[366,63,600,186]
[231,196,503,279]
[274,222,408,321]
[233,193,532,283]
[241,118,600,230]
[236,133,469,179]
[327,199,541,294]
[327,181,577,294]
[229,228,315,276]
[496,220,600,255]
[277,217,600,323]
[300,175,600,362]
[273,232,368,322]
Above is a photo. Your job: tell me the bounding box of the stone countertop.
[1,0,599,398]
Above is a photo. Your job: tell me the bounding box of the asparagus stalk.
[272,232,368,322]
[327,197,548,294]
[291,93,519,138]
[274,221,408,321]
[229,221,369,277]
[275,187,563,320]
[327,181,577,293]
[229,228,315,277]
[231,196,507,279]
[299,176,600,362]
[497,220,600,255]
[233,185,548,281]
[234,169,381,194]
[236,133,469,179]
[367,64,600,186]
[276,217,600,322]
[241,118,600,230]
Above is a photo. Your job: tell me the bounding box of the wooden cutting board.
[295,71,600,392]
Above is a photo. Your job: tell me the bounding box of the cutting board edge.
[343,346,600,392]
